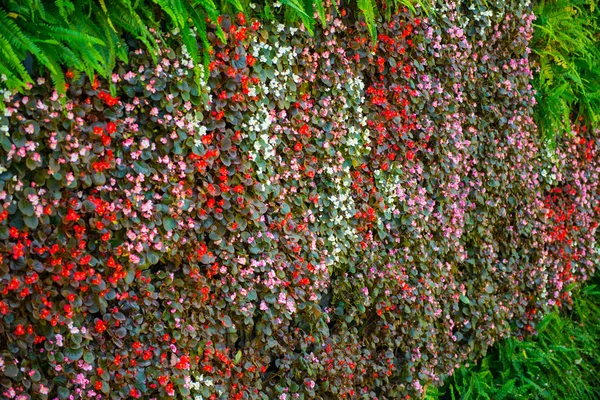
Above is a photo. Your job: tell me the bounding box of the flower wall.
[0,1,598,399]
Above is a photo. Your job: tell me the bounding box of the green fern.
[0,0,430,101]
[430,275,600,399]
[358,0,377,45]
[532,0,600,150]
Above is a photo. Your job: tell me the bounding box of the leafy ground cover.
[0,1,598,399]
[426,274,600,400]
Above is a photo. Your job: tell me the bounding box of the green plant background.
[0,0,599,398]
[426,274,600,400]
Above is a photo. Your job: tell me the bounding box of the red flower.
[14,324,25,336]
[0,301,8,315]
[407,151,415,160]
[143,350,152,360]
[24,273,38,284]
[176,355,191,370]
[106,122,117,134]
[166,382,175,396]
[299,123,310,137]
[233,185,244,194]
[158,375,169,386]
[98,91,119,107]
[80,254,91,265]
[201,286,210,301]
[95,319,107,333]
[237,12,246,25]
[65,209,80,222]
[12,242,25,259]
[299,278,310,285]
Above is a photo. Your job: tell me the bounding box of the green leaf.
[357,0,377,45]
[496,378,516,399]
[163,216,177,231]
[83,351,95,364]
[281,0,314,35]
[23,215,39,229]
[30,369,41,382]
[58,387,70,399]
[18,199,34,216]
[314,0,326,26]
[4,363,19,377]
[64,346,83,361]
[147,252,159,265]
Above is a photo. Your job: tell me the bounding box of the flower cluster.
[0,1,597,399]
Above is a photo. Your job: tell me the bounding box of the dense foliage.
[0,0,430,95]
[532,0,600,149]
[428,274,600,400]
[0,1,599,400]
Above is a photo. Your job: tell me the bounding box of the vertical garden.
[0,0,598,399]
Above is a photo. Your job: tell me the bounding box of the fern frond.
[184,1,212,81]
[0,9,58,75]
[55,0,75,19]
[357,0,377,46]
[0,32,32,82]
[281,0,315,35]
[313,0,326,26]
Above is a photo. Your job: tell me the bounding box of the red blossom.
[14,324,25,336]
[95,319,107,333]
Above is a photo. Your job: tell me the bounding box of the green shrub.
[532,0,600,150]
[430,274,600,400]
